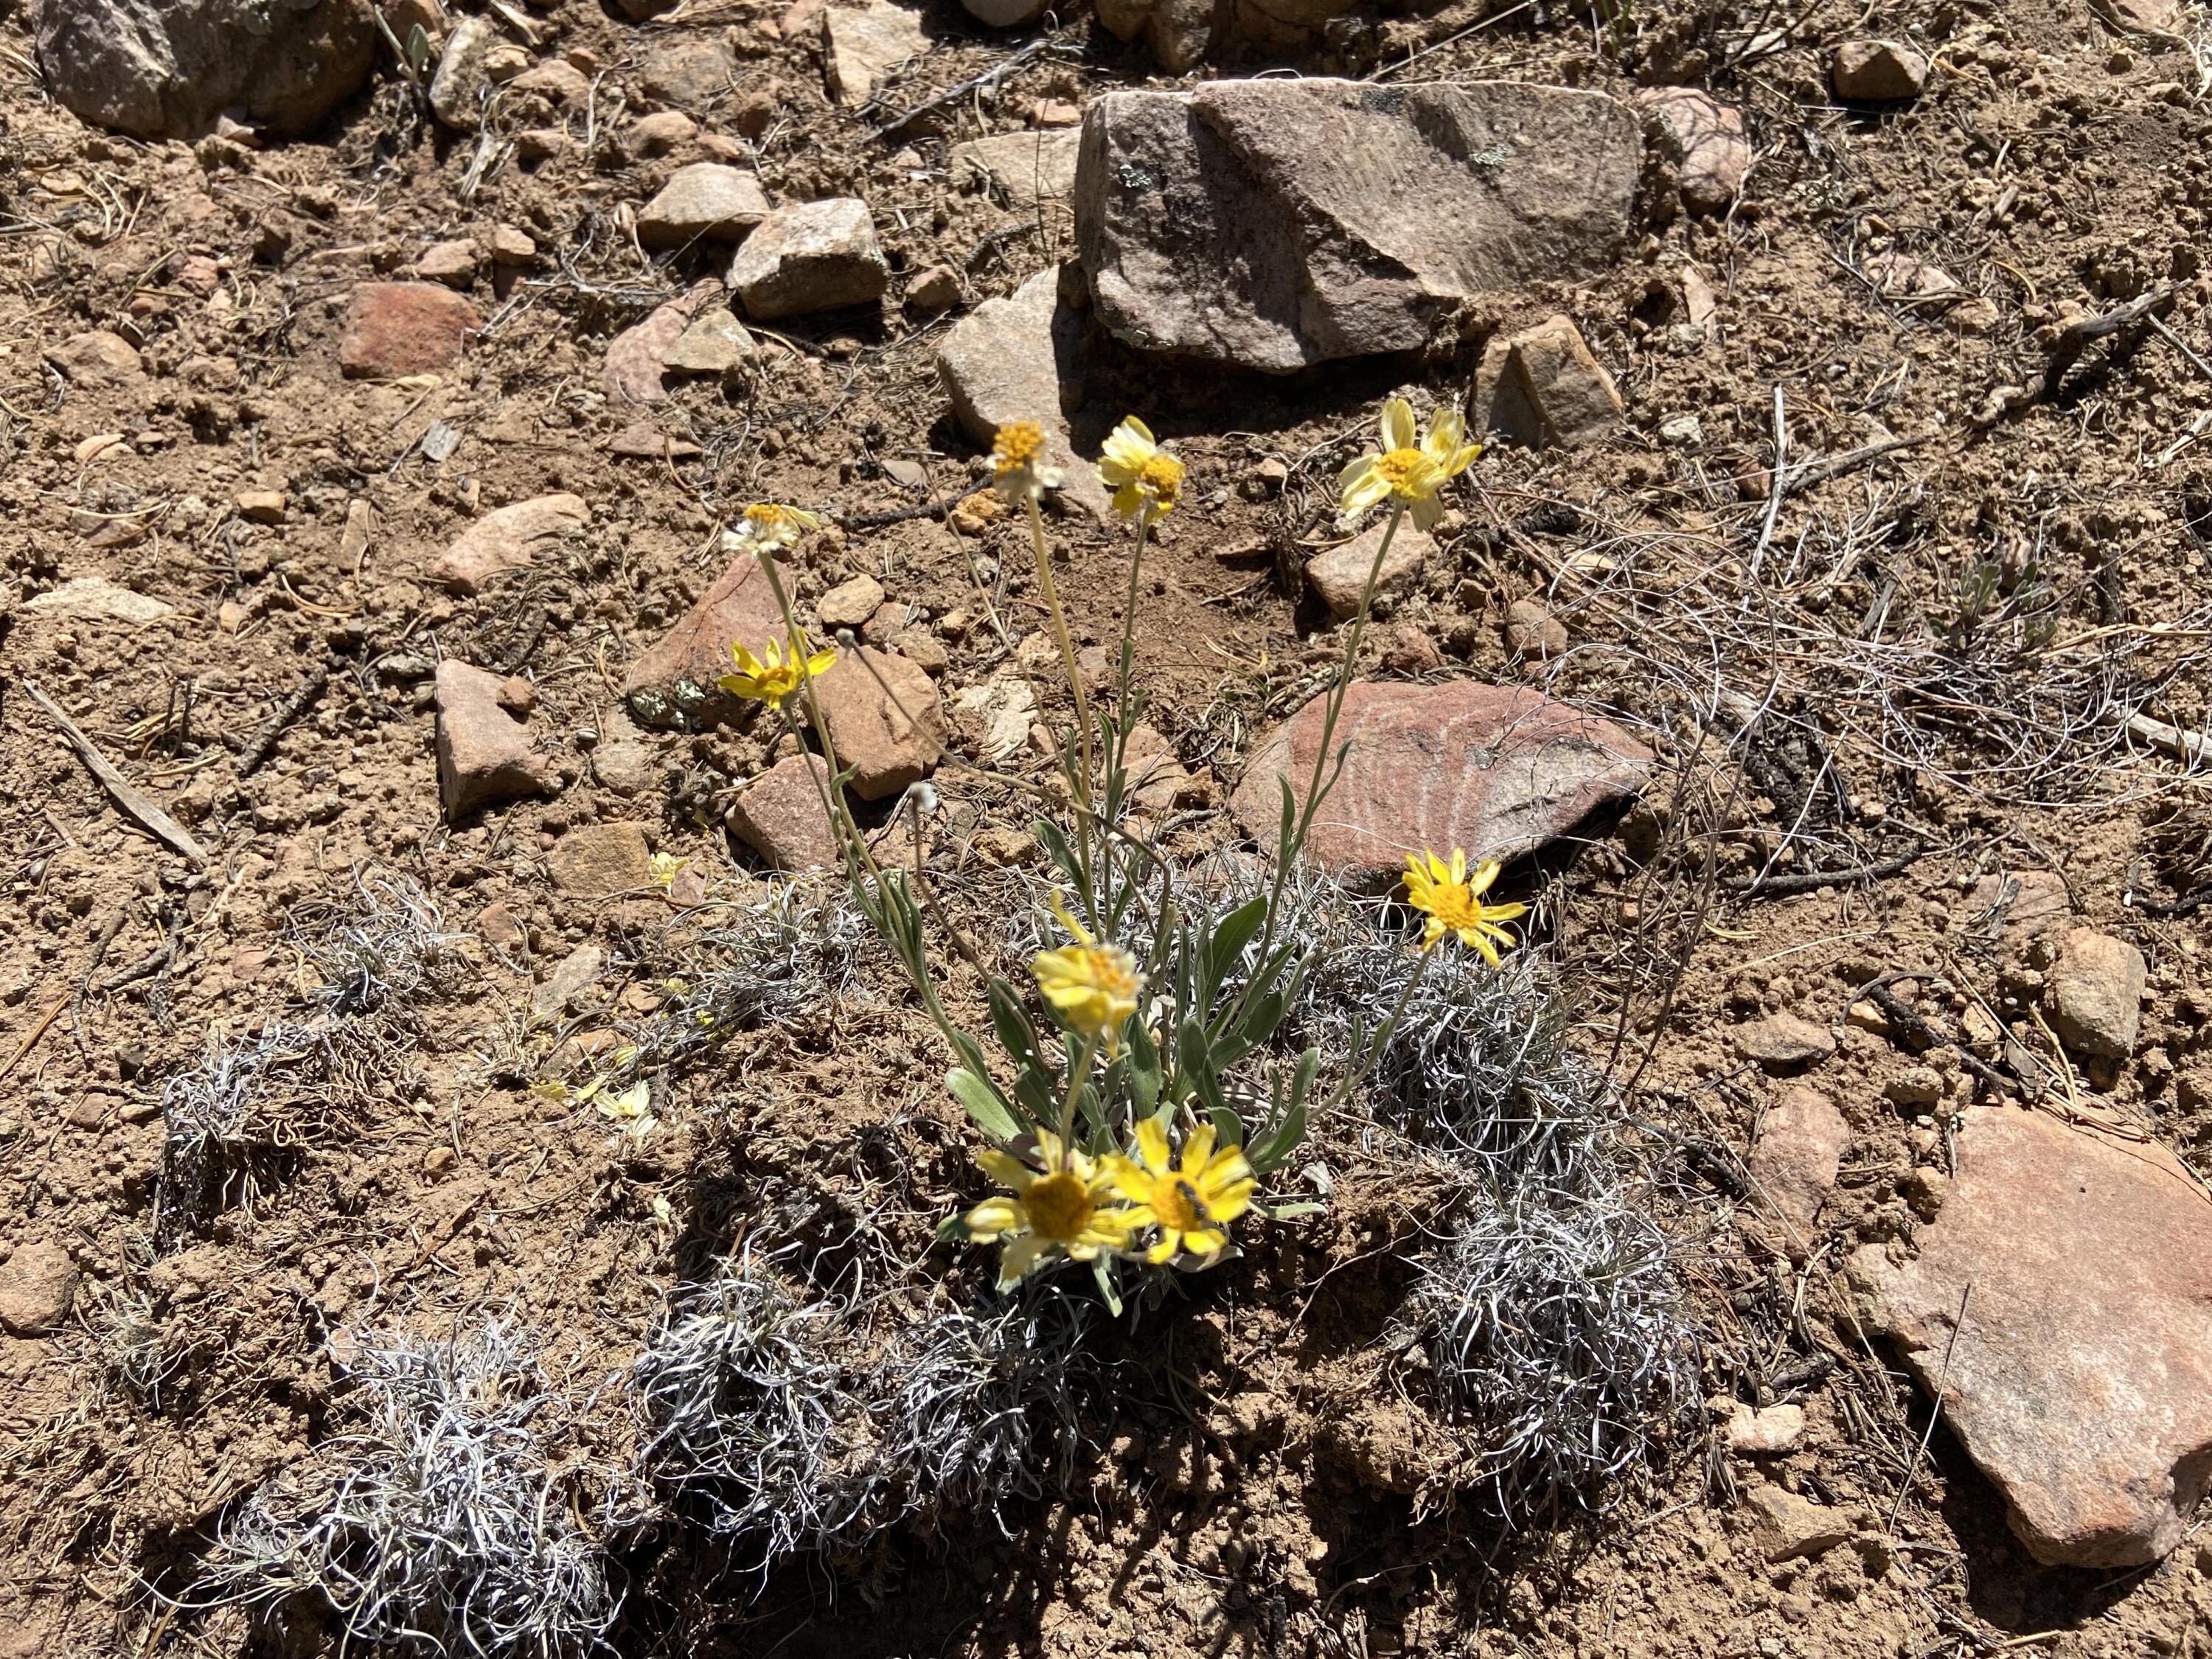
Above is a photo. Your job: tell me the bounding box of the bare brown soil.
[4,0,2212,1655]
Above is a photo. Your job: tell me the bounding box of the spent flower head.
[1097,416,1186,526]
[1403,847,1528,966]
[1030,894,1143,1048]
[1107,1119,1255,1264]
[719,629,835,709]
[732,502,821,552]
[1338,398,1480,532]
[991,421,1063,504]
[963,1133,1135,1285]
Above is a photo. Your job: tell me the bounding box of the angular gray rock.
[824,1,930,103]
[2047,928,2146,1060]
[1228,681,1653,883]
[435,661,550,819]
[726,199,889,320]
[38,0,377,141]
[935,269,1112,521]
[638,164,771,248]
[1850,1106,2212,1566]
[1075,80,1641,372]
[1472,315,1624,449]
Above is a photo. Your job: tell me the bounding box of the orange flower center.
[994,422,1048,475]
[1374,448,1426,494]
[1023,1172,1095,1242]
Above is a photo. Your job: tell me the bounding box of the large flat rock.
[1075,80,1640,372]
[1229,681,1652,882]
[1851,1107,2212,1567]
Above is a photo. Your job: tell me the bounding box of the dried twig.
[21,679,209,866]
[237,665,329,778]
[1719,848,1926,896]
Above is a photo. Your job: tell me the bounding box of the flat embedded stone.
[622,549,788,729]
[433,493,588,594]
[726,198,889,320]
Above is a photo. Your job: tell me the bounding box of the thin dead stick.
[1780,432,1933,495]
[1749,384,1787,577]
[1719,847,1926,896]
[1,997,69,1082]
[237,665,329,777]
[1888,1280,1972,1537]
[20,679,209,866]
[2122,710,2209,765]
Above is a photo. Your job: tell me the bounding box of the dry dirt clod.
[1502,598,1568,660]
[1733,1014,1837,1070]
[548,823,656,898]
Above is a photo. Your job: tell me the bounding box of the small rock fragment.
[2046,928,2146,1059]
[548,821,655,897]
[637,163,771,248]
[1746,1486,1854,1561]
[905,263,965,313]
[433,493,588,594]
[46,330,145,389]
[533,943,605,1016]
[234,489,286,525]
[950,128,1082,209]
[1734,1014,1837,1070]
[622,549,786,728]
[1503,598,1568,658]
[436,661,550,818]
[604,280,721,406]
[824,1,930,103]
[936,268,1111,520]
[0,1239,78,1335]
[1472,315,1624,450]
[339,282,481,378]
[1964,871,2072,942]
[1382,625,1445,675]
[625,110,698,156]
[510,60,590,105]
[1832,39,1930,101]
[1635,87,1751,215]
[662,306,756,375]
[726,753,841,871]
[22,576,174,625]
[1228,681,1652,884]
[640,38,733,110]
[491,226,538,265]
[814,645,947,799]
[818,574,887,630]
[1728,1403,1807,1456]
[1750,1085,1848,1241]
[1306,524,1432,620]
[413,237,478,288]
[726,198,890,320]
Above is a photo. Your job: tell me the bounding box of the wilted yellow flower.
[1108,1119,1254,1264]
[718,629,835,708]
[1031,894,1142,1046]
[649,852,690,888]
[992,420,1062,504]
[963,1133,1135,1284]
[1338,398,1480,532]
[1403,847,1528,966]
[734,502,821,551]
[1097,415,1185,526]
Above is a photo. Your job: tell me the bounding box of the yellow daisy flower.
[734,502,821,551]
[1030,894,1143,1047]
[718,629,835,709]
[992,420,1063,504]
[963,1133,1135,1285]
[1337,398,1480,531]
[1107,1119,1255,1264]
[1402,847,1529,966]
[1096,415,1186,526]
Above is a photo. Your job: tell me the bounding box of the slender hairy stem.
[1024,493,1095,824]
[1233,496,1410,1034]
[1056,1040,1096,1168]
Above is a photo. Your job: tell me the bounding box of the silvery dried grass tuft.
[195,1319,616,1658]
